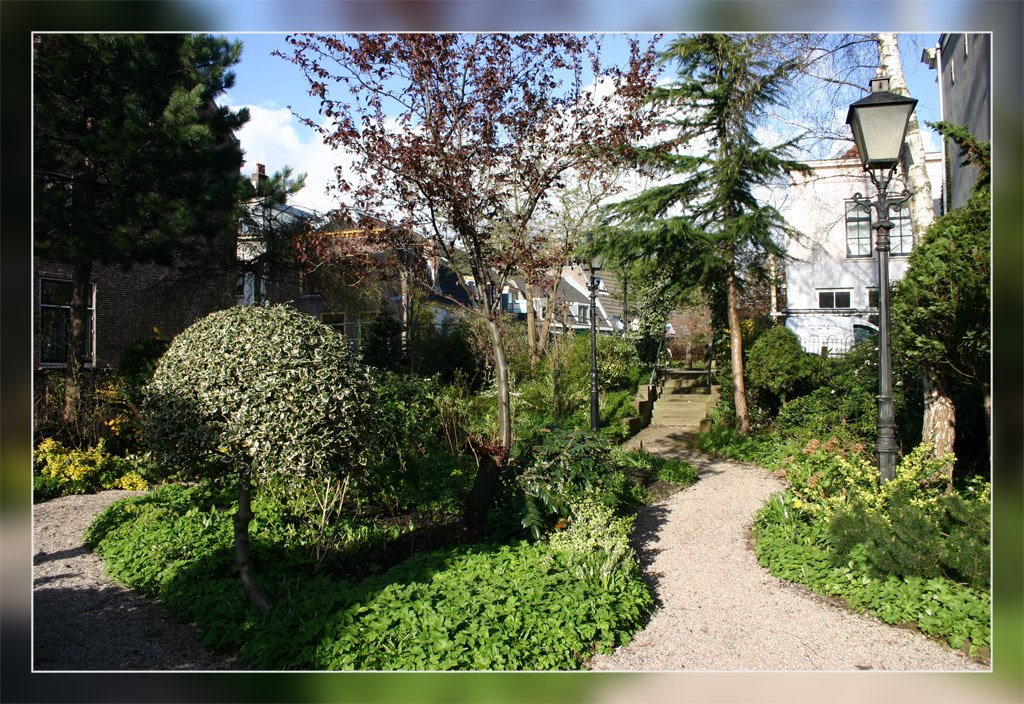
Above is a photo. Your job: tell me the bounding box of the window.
[321,311,346,335]
[867,287,879,309]
[39,278,94,365]
[845,201,872,258]
[575,303,591,324]
[890,203,913,256]
[817,289,851,309]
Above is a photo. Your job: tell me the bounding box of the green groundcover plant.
[85,480,655,670]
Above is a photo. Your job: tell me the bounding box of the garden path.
[587,424,987,671]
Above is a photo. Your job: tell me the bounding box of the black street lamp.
[846,75,917,484]
[588,250,605,432]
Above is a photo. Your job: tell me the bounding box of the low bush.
[33,437,154,502]
[752,444,990,658]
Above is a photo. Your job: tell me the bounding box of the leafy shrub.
[33,437,154,502]
[611,447,698,487]
[548,497,640,589]
[745,325,821,413]
[117,337,171,408]
[775,387,876,442]
[143,304,378,487]
[752,443,991,657]
[753,497,989,657]
[515,430,615,538]
[697,426,803,471]
[142,304,380,609]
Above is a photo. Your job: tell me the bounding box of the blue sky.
[217,32,944,215]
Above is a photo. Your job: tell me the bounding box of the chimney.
[251,163,267,189]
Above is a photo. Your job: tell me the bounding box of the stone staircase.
[650,367,720,431]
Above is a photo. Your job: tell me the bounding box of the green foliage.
[307,541,652,670]
[751,442,991,657]
[775,387,876,442]
[548,497,641,589]
[754,500,990,657]
[697,426,803,471]
[515,430,618,538]
[85,484,653,670]
[142,304,378,488]
[116,338,171,409]
[33,437,154,502]
[745,325,821,410]
[34,34,246,318]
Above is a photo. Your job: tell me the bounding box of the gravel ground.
[587,425,988,672]
[32,490,241,671]
[32,427,988,672]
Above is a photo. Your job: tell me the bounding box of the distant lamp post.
[588,249,605,432]
[846,75,917,484]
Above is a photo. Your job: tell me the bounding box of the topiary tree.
[745,325,821,410]
[142,304,377,611]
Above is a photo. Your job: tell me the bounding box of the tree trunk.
[726,272,750,435]
[464,438,504,542]
[876,33,936,238]
[922,369,956,486]
[234,470,272,612]
[525,281,539,368]
[62,259,92,434]
[488,316,512,450]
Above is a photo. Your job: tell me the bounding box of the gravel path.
[32,428,987,672]
[587,425,988,672]
[33,491,240,670]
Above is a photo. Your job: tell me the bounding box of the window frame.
[889,202,914,256]
[38,278,95,367]
[845,200,873,258]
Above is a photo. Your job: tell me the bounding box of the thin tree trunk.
[234,470,272,612]
[525,281,539,368]
[488,316,512,450]
[462,316,512,540]
[62,259,92,434]
[726,272,750,436]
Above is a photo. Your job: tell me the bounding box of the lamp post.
[588,251,605,432]
[846,75,917,484]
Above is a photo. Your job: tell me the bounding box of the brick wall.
[34,258,236,370]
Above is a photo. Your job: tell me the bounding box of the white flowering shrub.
[548,497,640,588]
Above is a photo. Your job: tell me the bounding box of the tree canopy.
[603,33,808,434]
[34,33,248,269]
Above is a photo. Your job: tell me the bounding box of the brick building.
[33,255,236,370]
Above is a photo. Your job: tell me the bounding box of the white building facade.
[781,151,944,356]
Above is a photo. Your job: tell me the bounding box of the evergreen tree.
[607,34,808,435]
[236,165,308,305]
[892,124,991,481]
[33,33,247,429]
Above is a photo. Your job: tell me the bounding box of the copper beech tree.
[279,34,658,536]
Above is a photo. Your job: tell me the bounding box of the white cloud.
[229,103,351,216]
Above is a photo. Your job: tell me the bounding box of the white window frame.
[574,303,591,324]
[890,203,913,256]
[845,201,872,258]
[39,278,95,367]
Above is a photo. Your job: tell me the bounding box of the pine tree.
[34,33,248,430]
[608,34,808,434]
